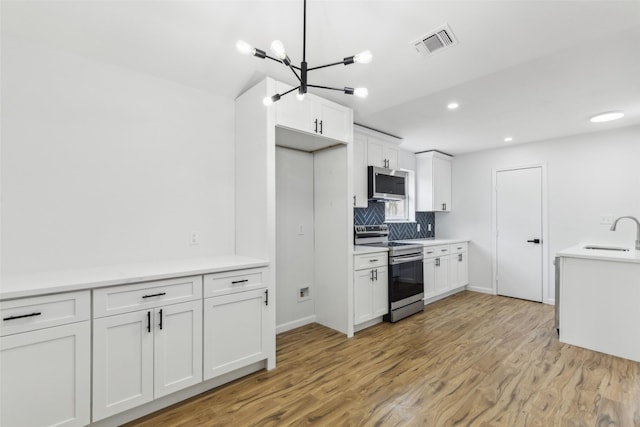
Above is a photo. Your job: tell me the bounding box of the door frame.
[492,163,550,304]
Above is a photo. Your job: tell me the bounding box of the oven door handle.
[389,254,424,265]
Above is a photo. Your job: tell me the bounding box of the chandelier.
[236,0,372,106]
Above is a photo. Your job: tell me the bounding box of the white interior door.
[496,167,543,302]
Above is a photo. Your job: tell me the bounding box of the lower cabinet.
[423,242,469,301]
[353,252,388,326]
[92,299,202,421]
[203,288,270,380]
[1,321,91,427]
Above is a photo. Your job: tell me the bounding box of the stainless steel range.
[354,225,425,322]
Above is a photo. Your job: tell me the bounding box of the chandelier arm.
[279,86,301,98]
[287,65,302,83]
[307,60,348,72]
[307,84,344,92]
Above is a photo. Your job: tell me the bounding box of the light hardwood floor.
[127,291,640,426]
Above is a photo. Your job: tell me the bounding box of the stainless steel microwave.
[368,166,407,201]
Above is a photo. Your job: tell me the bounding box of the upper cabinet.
[367,136,398,169]
[416,151,452,212]
[352,125,415,208]
[275,81,353,144]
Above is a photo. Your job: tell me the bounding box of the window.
[385,170,415,223]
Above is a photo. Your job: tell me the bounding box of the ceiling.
[3,1,640,154]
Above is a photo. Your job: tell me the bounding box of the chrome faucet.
[610,216,640,250]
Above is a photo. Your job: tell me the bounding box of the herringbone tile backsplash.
[354,201,435,240]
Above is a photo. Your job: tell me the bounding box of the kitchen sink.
[583,245,630,252]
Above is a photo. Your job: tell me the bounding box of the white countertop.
[556,245,640,264]
[397,238,470,247]
[0,255,269,300]
[352,245,389,255]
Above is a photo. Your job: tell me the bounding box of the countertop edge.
[0,256,269,301]
[556,245,640,264]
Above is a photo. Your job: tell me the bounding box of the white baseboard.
[465,285,495,295]
[276,315,317,334]
[544,298,555,305]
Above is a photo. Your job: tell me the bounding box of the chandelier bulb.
[236,40,255,56]
[263,94,281,106]
[353,50,373,64]
[270,40,288,60]
[296,92,306,101]
[354,88,369,98]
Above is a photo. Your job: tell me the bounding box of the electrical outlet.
[417,224,421,232]
[427,223,432,232]
[297,224,304,235]
[600,214,615,225]
[190,231,200,245]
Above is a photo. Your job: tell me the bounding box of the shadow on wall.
[354,201,435,240]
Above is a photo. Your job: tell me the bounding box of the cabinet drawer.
[423,245,450,259]
[0,291,90,336]
[203,269,266,298]
[450,242,468,254]
[354,252,387,270]
[93,276,202,318]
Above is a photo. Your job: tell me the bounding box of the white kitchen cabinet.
[0,291,91,427]
[416,151,452,212]
[353,252,388,326]
[367,136,398,169]
[353,133,368,207]
[275,81,353,144]
[92,276,203,421]
[203,287,270,379]
[423,243,468,302]
[450,243,469,288]
[92,299,202,421]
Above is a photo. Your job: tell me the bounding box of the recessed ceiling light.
[504,137,513,142]
[447,102,459,110]
[589,111,624,123]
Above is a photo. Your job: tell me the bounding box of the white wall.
[437,125,640,302]
[275,147,315,331]
[1,35,236,275]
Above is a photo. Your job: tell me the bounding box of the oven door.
[388,256,424,308]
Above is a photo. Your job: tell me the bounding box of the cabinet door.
[353,134,369,208]
[372,266,389,317]
[434,157,452,211]
[423,258,436,298]
[434,256,450,293]
[367,138,384,167]
[275,82,314,133]
[93,310,154,421]
[203,288,269,380]
[154,301,203,398]
[456,252,469,287]
[316,98,352,143]
[354,269,373,325]
[1,322,90,427]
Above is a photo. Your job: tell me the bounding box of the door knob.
[527,239,541,244]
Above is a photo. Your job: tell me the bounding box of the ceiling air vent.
[411,24,458,56]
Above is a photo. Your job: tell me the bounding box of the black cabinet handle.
[146,311,151,333]
[527,239,541,244]
[3,312,42,321]
[142,292,166,299]
[264,289,269,306]
[435,258,440,267]
[369,259,379,262]
[374,269,378,281]
[458,253,463,262]
[319,120,323,134]
[159,309,163,330]
[353,195,356,206]
[370,270,374,281]
[314,119,318,133]
[231,279,249,285]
